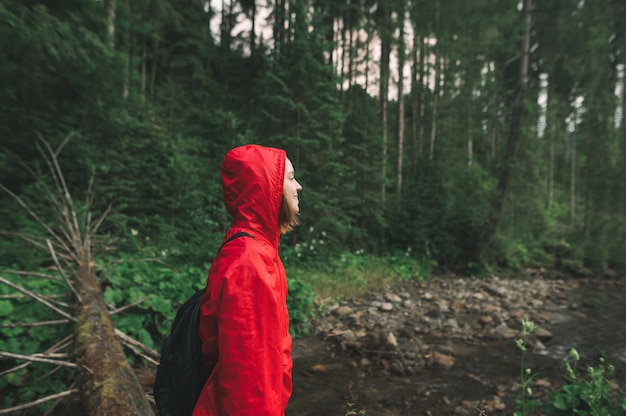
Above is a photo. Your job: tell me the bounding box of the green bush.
[287,278,314,338]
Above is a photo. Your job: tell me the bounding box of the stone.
[385,293,402,303]
[534,326,553,342]
[380,302,394,311]
[335,306,353,316]
[429,351,455,369]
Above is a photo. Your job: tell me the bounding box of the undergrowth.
[515,320,626,416]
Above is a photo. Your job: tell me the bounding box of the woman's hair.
[279,194,300,234]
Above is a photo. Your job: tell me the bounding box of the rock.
[386,332,398,348]
[335,306,352,316]
[389,360,405,375]
[429,351,455,369]
[534,378,552,388]
[380,302,394,311]
[436,299,450,312]
[385,293,402,303]
[479,315,493,325]
[494,323,517,338]
[483,396,506,412]
[341,329,358,343]
[425,309,444,319]
[534,326,553,342]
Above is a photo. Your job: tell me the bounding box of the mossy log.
[74,260,154,416]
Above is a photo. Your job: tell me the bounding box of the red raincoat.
[192,145,293,416]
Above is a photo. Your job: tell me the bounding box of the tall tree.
[479,0,534,258]
[376,0,392,202]
[395,0,406,199]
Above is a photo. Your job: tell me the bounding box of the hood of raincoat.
[221,144,286,248]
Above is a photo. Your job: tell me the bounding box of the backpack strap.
[218,231,253,251]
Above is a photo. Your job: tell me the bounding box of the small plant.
[344,394,366,416]
[514,319,543,416]
[548,349,626,416]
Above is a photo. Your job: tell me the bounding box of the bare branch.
[18,160,67,223]
[110,295,151,315]
[0,230,76,264]
[90,203,112,237]
[43,380,79,416]
[53,131,73,158]
[32,353,71,359]
[0,276,75,322]
[114,328,160,360]
[47,239,82,303]
[0,335,73,378]
[120,340,160,366]
[0,319,70,328]
[37,135,83,253]
[0,187,75,257]
[0,269,64,281]
[0,351,77,368]
[0,389,80,415]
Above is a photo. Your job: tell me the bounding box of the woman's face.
[283,158,302,215]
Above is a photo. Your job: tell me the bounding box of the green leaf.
[0,300,14,317]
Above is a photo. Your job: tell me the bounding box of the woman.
[192,144,302,416]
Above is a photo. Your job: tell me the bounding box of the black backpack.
[153,232,252,416]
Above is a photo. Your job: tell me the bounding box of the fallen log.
[74,260,154,416]
[1,135,156,415]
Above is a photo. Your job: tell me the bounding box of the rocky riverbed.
[287,270,626,416]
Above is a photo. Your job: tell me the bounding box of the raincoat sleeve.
[211,253,292,415]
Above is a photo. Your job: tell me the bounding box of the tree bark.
[106,0,116,50]
[429,1,441,162]
[396,2,406,200]
[379,2,392,202]
[479,0,533,258]
[74,260,154,416]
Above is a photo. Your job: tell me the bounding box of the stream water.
[287,278,626,416]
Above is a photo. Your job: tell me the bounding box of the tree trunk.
[250,0,256,56]
[410,29,421,178]
[107,0,116,50]
[429,1,441,162]
[429,56,441,161]
[150,38,159,98]
[570,112,577,224]
[379,2,391,202]
[74,260,154,416]
[122,0,130,100]
[396,3,406,200]
[479,0,533,257]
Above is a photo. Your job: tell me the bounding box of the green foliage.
[286,249,432,301]
[514,320,543,416]
[0,271,75,412]
[548,352,626,416]
[99,254,315,344]
[98,255,207,349]
[287,278,314,338]
[513,327,626,416]
[2,0,626,276]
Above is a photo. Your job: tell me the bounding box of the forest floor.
[49,268,626,415]
[286,268,626,416]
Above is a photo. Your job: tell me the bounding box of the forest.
[1,0,625,414]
